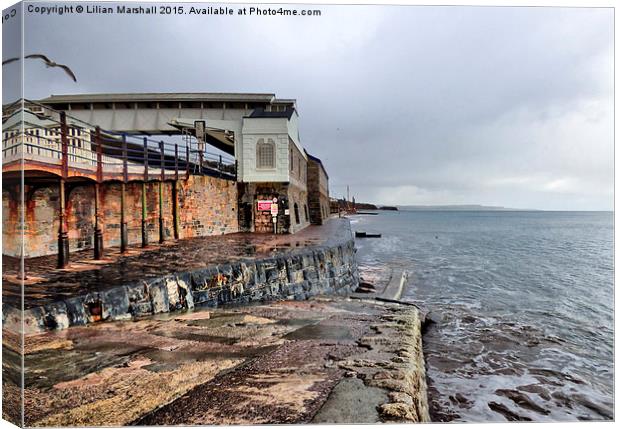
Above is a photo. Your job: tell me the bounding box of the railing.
[2,101,237,181]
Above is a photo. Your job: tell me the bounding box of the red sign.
[257,200,272,211]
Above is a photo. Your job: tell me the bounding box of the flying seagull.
[2,54,77,82]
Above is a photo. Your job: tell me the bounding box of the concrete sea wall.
[3,228,358,334]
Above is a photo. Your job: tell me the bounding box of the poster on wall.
[257,200,272,211]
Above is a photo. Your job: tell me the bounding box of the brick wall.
[2,176,239,258]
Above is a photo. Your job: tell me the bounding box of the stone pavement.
[3,295,429,426]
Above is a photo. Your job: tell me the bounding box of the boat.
[355,231,382,238]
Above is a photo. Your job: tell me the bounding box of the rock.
[373,370,393,380]
[495,389,550,415]
[488,402,532,421]
[378,402,417,421]
[388,392,414,406]
[516,384,552,401]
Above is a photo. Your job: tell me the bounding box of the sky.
[1,2,614,210]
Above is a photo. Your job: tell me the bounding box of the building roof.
[3,108,87,131]
[273,98,297,106]
[247,106,296,119]
[39,92,278,104]
[305,151,329,179]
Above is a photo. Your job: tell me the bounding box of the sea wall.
[2,231,358,334]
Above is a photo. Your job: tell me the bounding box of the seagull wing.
[25,53,53,65]
[57,64,77,82]
[2,57,20,65]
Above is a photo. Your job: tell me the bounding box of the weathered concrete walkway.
[3,219,348,309]
[2,295,429,426]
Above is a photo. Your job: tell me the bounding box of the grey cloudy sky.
[2,2,614,210]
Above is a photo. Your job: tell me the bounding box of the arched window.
[256,138,275,169]
[294,203,300,224]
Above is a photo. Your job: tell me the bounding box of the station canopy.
[168,117,235,156]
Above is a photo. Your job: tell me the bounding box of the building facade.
[306,153,330,225]
[35,92,326,235]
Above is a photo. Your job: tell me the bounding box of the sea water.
[352,210,613,422]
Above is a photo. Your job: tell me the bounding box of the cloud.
[6,3,613,210]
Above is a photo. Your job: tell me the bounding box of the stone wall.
[307,158,330,225]
[2,188,23,257]
[287,181,310,234]
[2,221,359,334]
[178,176,238,237]
[2,175,239,258]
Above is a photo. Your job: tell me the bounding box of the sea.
[351,210,614,422]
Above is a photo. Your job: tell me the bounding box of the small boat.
[356,211,379,215]
[355,231,382,238]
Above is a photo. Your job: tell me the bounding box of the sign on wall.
[270,203,279,216]
[257,200,272,211]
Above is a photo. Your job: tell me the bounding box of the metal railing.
[2,100,237,181]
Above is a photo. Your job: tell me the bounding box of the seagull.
[2,54,77,82]
[1,57,19,65]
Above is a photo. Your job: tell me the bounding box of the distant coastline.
[353,203,537,212]
[351,203,611,212]
[397,204,539,212]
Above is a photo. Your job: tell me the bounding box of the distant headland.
[350,203,538,212]
[333,200,540,214]
[398,205,537,211]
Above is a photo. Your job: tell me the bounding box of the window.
[256,138,276,169]
[304,204,309,222]
[290,149,294,172]
[294,203,300,224]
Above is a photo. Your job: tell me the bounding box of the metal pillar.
[120,182,128,252]
[141,182,148,247]
[94,127,104,259]
[17,184,26,280]
[172,181,180,240]
[58,112,70,268]
[93,183,104,259]
[57,179,69,268]
[158,181,165,243]
[120,134,128,252]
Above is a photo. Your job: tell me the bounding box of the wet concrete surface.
[3,296,429,426]
[312,378,388,423]
[3,219,348,308]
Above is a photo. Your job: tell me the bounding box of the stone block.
[64,297,89,326]
[42,301,70,330]
[148,279,170,314]
[101,287,130,321]
[125,282,153,316]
